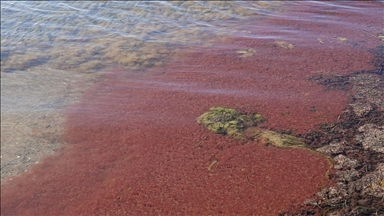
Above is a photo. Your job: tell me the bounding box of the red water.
[1,2,382,215]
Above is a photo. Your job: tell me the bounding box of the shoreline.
[2,43,382,216]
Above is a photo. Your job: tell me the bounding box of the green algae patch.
[255,130,306,149]
[196,106,265,139]
[197,107,307,149]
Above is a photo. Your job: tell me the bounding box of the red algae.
[2,2,383,216]
[1,70,331,215]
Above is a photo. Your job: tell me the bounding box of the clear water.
[0,1,283,112]
[1,1,280,73]
[1,1,382,108]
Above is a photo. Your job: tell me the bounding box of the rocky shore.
[283,45,384,216]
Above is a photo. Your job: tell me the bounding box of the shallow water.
[1,1,383,214]
[0,1,280,114]
[1,1,278,73]
[1,1,381,74]
[1,1,382,112]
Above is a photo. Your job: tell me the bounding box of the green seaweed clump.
[197,106,306,149]
[196,106,265,139]
[254,130,306,149]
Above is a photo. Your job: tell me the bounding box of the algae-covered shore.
[282,45,384,216]
[196,46,384,215]
[2,35,383,216]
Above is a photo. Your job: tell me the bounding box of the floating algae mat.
[197,106,306,149]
